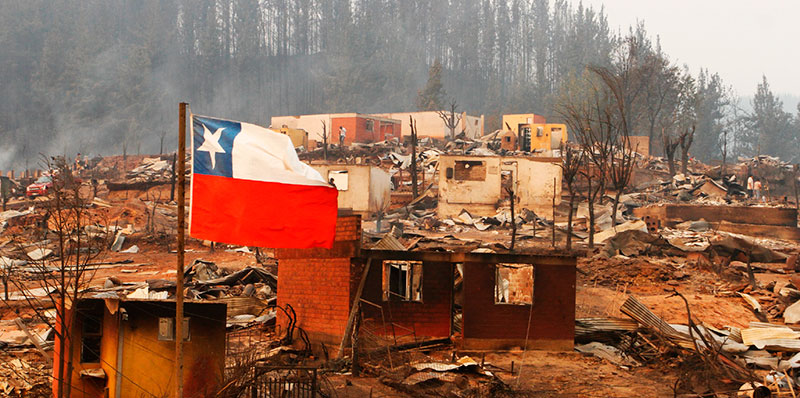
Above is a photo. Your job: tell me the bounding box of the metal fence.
[249,365,318,398]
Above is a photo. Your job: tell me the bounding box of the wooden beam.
[14,318,52,366]
[337,258,373,358]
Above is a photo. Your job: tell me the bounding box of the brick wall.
[276,215,361,346]
[361,261,453,339]
[461,261,575,350]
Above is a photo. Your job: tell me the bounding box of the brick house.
[270,113,402,146]
[275,215,577,354]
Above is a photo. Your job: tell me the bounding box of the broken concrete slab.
[592,219,648,244]
[26,248,52,261]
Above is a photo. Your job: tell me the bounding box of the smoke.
[0,144,17,173]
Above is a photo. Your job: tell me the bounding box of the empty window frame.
[494,264,533,305]
[536,126,544,137]
[382,261,423,302]
[328,170,349,191]
[365,119,374,132]
[158,317,190,341]
[453,160,486,181]
[79,302,103,363]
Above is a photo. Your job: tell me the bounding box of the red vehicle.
[25,173,82,197]
[26,176,53,197]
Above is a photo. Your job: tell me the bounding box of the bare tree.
[436,99,462,141]
[560,144,585,250]
[720,129,729,175]
[160,130,168,155]
[662,127,680,176]
[588,60,645,226]
[506,187,516,251]
[555,70,615,248]
[679,125,695,175]
[320,121,329,161]
[6,156,105,398]
[409,116,419,198]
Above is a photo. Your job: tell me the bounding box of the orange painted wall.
[52,301,107,398]
[331,116,401,145]
[54,300,227,398]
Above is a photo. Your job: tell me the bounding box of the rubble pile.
[0,357,50,396]
[125,157,172,184]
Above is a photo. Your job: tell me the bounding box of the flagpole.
[176,102,187,398]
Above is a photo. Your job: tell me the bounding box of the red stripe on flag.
[190,174,338,248]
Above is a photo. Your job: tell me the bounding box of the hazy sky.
[580,0,800,97]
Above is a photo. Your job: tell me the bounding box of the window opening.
[453,160,486,181]
[494,264,533,305]
[158,317,190,341]
[328,170,349,191]
[382,261,423,302]
[79,302,103,363]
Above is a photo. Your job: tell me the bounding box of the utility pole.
[175,102,187,398]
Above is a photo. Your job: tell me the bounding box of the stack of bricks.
[275,215,361,348]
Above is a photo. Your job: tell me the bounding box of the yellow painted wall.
[57,300,227,398]
[527,123,568,151]
[118,301,227,398]
[279,127,309,149]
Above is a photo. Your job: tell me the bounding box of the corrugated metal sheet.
[742,327,800,346]
[576,317,639,332]
[620,296,682,339]
[373,234,407,251]
[751,339,800,351]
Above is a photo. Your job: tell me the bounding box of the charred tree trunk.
[679,125,695,176]
[586,177,596,248]
[566,191,576,250]
[507,188,516,251]
[611,190,622,228]
[321,121,328,161]
[409,116,419,198]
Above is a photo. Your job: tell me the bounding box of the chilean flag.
[190,115,338,248]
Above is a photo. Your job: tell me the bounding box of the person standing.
[747,175,754,198]
[339,126,346,148]
[754,179,762,201]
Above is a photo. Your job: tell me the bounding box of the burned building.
[275,215,577,355]
[437,155,562,218]
[271,113,402,145]
[310,164,391,217]
[53,298,226,398]
[372,111,485,140]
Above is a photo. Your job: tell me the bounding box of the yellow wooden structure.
[524,123,568,151]
[279,126,310,149]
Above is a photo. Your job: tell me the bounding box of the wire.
[514,297,535,388]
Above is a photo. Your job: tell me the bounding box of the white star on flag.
[197,124,226,169]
